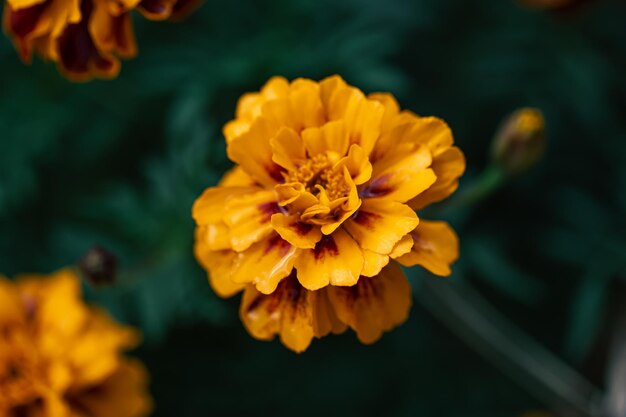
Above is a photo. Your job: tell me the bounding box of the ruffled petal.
[227,116,284,187]
[222,189,280,251]
[239,274,315,353]
[271,213,322,249]
[294,228,364,290]
[194,228,245,298]
[408,146,466,209]
[230,234,298,295]
[396,220,459,276]
[327,263,412,344]
[343,199,418,255]
[270,127,306,171]
[363,145,436,203]
[301,120,350,158]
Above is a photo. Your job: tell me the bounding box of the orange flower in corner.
[0,268,152,417]
[193,75,465,352]
[2,0,198,81]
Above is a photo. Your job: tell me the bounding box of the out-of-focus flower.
[193,75,465,351]
[2,0,200,81]
[491,108,546,176]
[0,268,152,417]
[78,245,118,286]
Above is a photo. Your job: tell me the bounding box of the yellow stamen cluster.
[284,154,349,201]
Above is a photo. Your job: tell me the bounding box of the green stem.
[455,164,507,209]
[414,275,604,417]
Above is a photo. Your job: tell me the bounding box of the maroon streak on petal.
[351,210,382,230]
[360,175,392,199]
[313,235,339,261]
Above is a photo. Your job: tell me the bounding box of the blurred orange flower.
[0,268,152,417]
[193,75,465,352]
[2,0,198,81]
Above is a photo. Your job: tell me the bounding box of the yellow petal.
[270,127,306,171]
[192,185,259,225]
[332,143,372,185]
[364,146,436,203]
[294,228,364,290]
[389,234,414,259]
[328,263,412,344]
[65,359,152,417]
[396,220,459,276]
[239,275,315,353]
[194,228,244,298]
[409,146,466,209]
[360,250,390,277]
[227,116,284,187]
[261,80,324,132]
[343,199,418,255]
[223,189,280,252]
[230,234,298,295]
[271,213,322,249]
[311,289,348,338]
[301,120,350,157]
[0,277,24,325]
[218,166,256,187]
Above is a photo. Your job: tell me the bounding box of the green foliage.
[1,0,626,415]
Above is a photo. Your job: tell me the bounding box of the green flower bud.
[491,108,546,176]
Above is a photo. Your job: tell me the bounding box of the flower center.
[284,154,349,201]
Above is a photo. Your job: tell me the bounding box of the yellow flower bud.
[491,108,546,176]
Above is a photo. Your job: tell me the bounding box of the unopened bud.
[491,108,546,176]
[78,246,117,286]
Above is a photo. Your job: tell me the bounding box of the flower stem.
[413,275,605,417]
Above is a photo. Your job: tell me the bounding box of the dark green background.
[1,0,626,416]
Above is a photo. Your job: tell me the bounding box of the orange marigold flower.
[2,0,196,81]
[193,75,465,351]
[0,268,152,417]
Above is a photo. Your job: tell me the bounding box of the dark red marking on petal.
[351,210,382,230]
[267,163,286,183]
[360,175,393,199]
[258,202,281,222]
[264,234,291,256]
[313,235,339,261]
[293,221,313,236]
[6,1,48,61]
[6,2,47,38]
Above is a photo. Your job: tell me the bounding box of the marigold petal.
[271,213,322,249]
[219,166,256,187]
[194,229,244,298]
[408,146,466,209]
[332,143,372,186]
[295,228,364,290]
[270,127,306,171]
[66,359,152,417]
[389,234,414,259]
[344,199,418,255]
[364,146,436,203]
[327,263,412,344]
[192,185,260,225]
[396,220,459,276]
[360,250,390,278]
[301,120,350,157]
[230,234,297,295]
[311,289,348,338]
[223,189,280,251]
[240,275,315,353]
[227,116,283,187]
